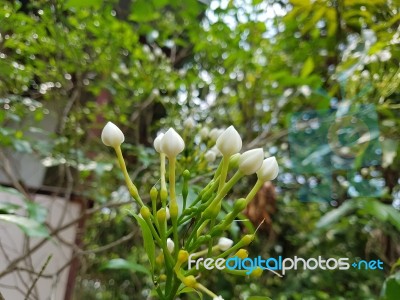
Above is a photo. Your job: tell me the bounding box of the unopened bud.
[153,133,164,153]
[101,122,125,148]
[157,208,166,223]
[233,198,247,212]
[238,148,264,175]
[218,237,234,251]
[160,128,185,158]
[177,250,189,263]
[140,206,151,219]
[216,126,242,156]
[235,249,248,259]
[166,238,174,253]
[150,187,158,202]
[257,156,279,182]
[182,275,197,288]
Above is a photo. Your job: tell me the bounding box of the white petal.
[101,122,125,148]
[209,128,222,141]
[167,238,174,253]
[216,126,242,157]
[238,148,264,175]
[160,128,185,157]
[183,117,196,129]
[200,127,210,139]
[218,237,233,251]
[257,156,279,182]
[154,133,164,153]
[205,150,217,162]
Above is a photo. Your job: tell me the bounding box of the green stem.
[191,245,219,259]
[218,156,230,193]
[207,219,216,257]
[143,217,162,245]
[114,146,144,207]
[186,216,206,249]
[167,278,181,300]
[202,171,243,219]
[169,156,179,257]
[196,219,209,237]
[160,153,167,207]
[245,179,263,205]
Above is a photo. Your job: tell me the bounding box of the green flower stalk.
[101,121,279,300]
[101,122,144,207]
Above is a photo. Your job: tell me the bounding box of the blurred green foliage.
[0,0,399,299]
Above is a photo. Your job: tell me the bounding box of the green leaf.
[129,0,160,22]
[0,214,49,237]
[129,212,156,271]
[247,297,272,300]
[26,201,47,223]
[301,57,315,78]
[381,272,400,300]
[101,258,151,275]
[316,200,357,229]
[0,202,21,214]
[13,140,33,153]
[65,0,102,8]
[0,186,27,199]
[359,199,400,231]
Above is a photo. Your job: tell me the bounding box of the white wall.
[0,191,81,300]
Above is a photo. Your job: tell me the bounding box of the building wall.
[0,191,81,300]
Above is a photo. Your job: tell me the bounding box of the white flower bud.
[101,122,125,148]
[257,156,279,182]
[160,128,185,158]
[216,126,242,157]
[209,128,221,141]
[213,296,224,300]
[218,237,233,251]
[238,148,264,175]
[200,127,209,139]
[210,145,222,157]
[165,207,170,220]
[183,117,196,129]
[166,238,174,253]
[154,133,164,153]
[205,150,217,162]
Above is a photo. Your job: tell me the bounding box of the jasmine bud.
[200,127,209,139]
[150,187,158,202]
[228,153,241,170]
[153,133,164,153]
[209,128,222,141]
[256,156,279,182]
[216,126,242,157]
[218,237,234,251]
[238,148,264,175]
[205,150,217,162]
[101,122,125,148]
[233,198,247,212]
[235,249,249,259]
[160,128,185,158]
[183,117,196,129]
[166,238,174,253]
[182,275,197,288]
[140,206,151,219]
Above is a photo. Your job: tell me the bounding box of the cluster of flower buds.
[101,122,279,300]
